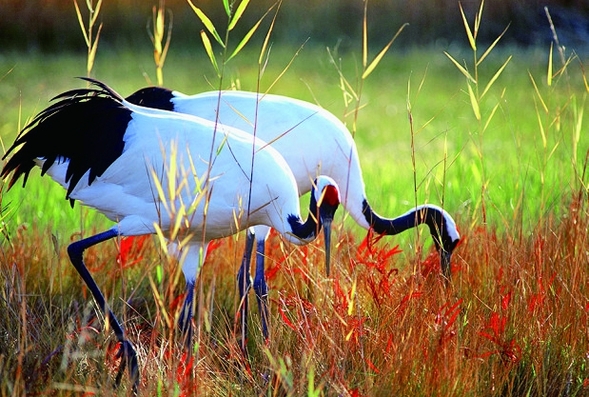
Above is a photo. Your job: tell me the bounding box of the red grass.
[0,188,588,395]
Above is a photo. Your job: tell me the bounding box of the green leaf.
[187,0,225,47]
[200,30,219,75]
[228,0,250,31]
[222,0,230,17]
[228,18,262,61]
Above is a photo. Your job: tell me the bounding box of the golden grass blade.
[459,2,476,51]
[480,55,511,99]
[482,88,504,133]
[265,41,306,94]
[153,223,169,256]
[87,23,102,76]
[347,279,356,316]
[547,42,553,86]
[467,82,481,121]
[228,17,263,62]
[148,275,172,327]
[187,0,225,47]
[528,71,548,114]
[89,0,102,27]
[581,64,589,93]
[258,2,280,65]
[327,47,359,103]
[200,30,219,75]
[228,0,250,31]
[362,23,408,80]
[477,23,509,66]
[153,9,163,57]
[160,12,173,73]
[445,52,476,83]
[474,0,484,38]
[534,100,547,148]
[73,0,90,47]
[150,168,170,215]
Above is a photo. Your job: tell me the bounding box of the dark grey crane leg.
[237,230,255,353]
[67,228,139,394]
[252,239,270,341]
[178,281,195,349]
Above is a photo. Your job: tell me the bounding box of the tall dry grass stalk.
[73,0,103,78]
[149,0,172,86]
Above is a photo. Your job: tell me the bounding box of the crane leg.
[178,281,195,349]
[67,228,139,395]
[237,229,255,353]
[252,240,269,342]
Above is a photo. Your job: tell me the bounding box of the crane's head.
[416,205,460,281]
[313,175,341,277]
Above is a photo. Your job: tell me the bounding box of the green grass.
[0,40,588,395]
[1,46,586,235]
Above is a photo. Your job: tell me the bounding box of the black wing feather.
[1,78,132,205]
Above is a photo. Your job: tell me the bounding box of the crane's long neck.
[287,190,322,241]
[362,200,451,248]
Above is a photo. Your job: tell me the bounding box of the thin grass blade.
[547,42,553,86]
[362,23,408,80]
[187,0,225,47]
[528,71,548,113]
[477,23,509,66]
[228,0,250,31]
[459,2,476,51]
[228,17,263,62]
[474,0,485,38]
[445,52,476,83]
[534,100,547,148]
[222,0,230,17]
[482,88,504,133]
[73,0,90,47]
[467,82,481,121]
[200,30,219,75]
[89,0,102,26]
[481,55,511,99]
[258,2,280,65]
[87,23,102,75]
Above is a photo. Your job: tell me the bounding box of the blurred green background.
[1,0,588,53]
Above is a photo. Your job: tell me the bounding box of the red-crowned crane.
[0,79,341,392]
[126,87,461,343]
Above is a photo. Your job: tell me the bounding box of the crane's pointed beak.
[322,217,333,277]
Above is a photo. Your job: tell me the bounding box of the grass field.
[0,15,588,396]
